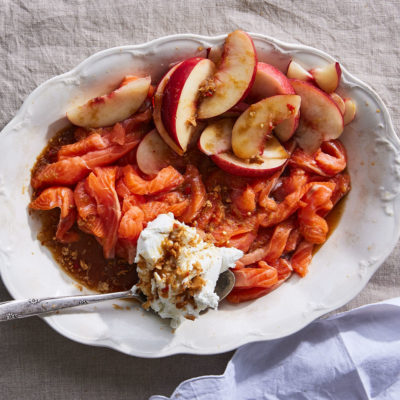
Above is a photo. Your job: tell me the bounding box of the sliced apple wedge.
[153,63,185,155]
[343,98,356,125]
[212,136,288,177]
[231,95,301,159]
[330,92,345,114]
[198,118,234,156]
[286,60,313,81]
[198,30,257,119]
[67,76,151,128]
[311,62,341,93]
[247,62,299,142]
[136,129,183,177]
[291,79,344,153]
[161,57,215,153]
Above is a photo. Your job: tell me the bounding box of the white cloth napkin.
[150,298,400,400]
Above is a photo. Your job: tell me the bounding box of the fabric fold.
[150,298,400,400]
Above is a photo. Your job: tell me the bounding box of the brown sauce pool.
[31,127,137,293]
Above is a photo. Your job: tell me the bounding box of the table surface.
[1,1,399,399]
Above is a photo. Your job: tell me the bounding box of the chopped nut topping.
[137,225,206,311]
[199,78,216,97]
[79,259,89,270]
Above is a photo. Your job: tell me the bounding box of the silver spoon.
[0,270,235,322]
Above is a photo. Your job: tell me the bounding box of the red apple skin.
[153,63,184,155]
[161,57,214,152]
[220,102,249,117]
[211,152,287,177]
[162,58,202,145]
[248,62,295,101]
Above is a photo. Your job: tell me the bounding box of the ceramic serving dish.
[0,33,399,357]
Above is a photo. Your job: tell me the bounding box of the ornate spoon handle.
[0,288,141,321]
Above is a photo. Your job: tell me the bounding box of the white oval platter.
[0,33,399,357]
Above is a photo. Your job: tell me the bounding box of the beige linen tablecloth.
[1,1,399,398]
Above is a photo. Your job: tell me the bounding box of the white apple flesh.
[198,118,234,156]
[290,79,344,153]
[311,62,342,93]
[161,57,215,153]
[212,136,288,177]
[247,62,299,143]
[198,30,257,119]
[67,76,151,128]
[286,60,313,81]
[136,129,183,177]
[343,98,357,125]
[231,94,301,159]
[153,63,185,155]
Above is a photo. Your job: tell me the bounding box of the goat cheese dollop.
[135,213,243,328]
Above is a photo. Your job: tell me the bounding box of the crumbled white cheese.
[135,213,242,328]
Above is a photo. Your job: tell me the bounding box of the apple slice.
[136,129,183,177]
[247,62,299,142]
[286,60,313,81]
[67,76,151,128]
[291,79,344,153]
[153,63,185,155]
[212,136,288,177]
[311,62,342,93]
[198,30,257,119]
[330,92,345,114]
[343,98,356,125]
[231,95,301,159]
[161,57,215,153]
[198,118,234,156]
